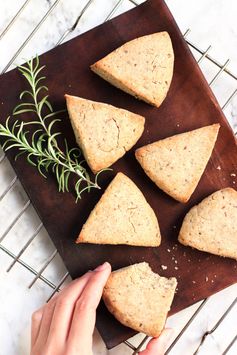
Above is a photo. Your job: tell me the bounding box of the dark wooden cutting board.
[0,0,237,349]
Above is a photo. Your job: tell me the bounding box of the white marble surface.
[0,1,237,355]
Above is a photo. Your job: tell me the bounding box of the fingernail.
[94,262,110,272]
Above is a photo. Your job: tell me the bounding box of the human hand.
[31,262,111,355]
[31,262,173,355]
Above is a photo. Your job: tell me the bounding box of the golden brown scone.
[77,172,161,246]
[91,32,174,108]
[65,95,145,173]
[178,188,237,260]
[103,262,177,337]
[135,124,220,203]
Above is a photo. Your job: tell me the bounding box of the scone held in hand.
[103,262,177,337]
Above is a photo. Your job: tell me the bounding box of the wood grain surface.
[0,0,236,349]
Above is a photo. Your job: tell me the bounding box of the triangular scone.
[135,124,220,203]
[77,173,161,246]
[91,32,174,108]
[179,188,237,260]
[65,95,145,173]
[103,262,177,337]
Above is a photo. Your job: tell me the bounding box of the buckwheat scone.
[91,32,174,108]
[77,173,161,246]
[103,262,177,337]
[178,188,237,260]
[135,124,220,203]
[65,95,145,173]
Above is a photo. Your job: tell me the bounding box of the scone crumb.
[231,173,236,177]
[205,276,209,282]
[161,265,168,270]
[216,165,221,170]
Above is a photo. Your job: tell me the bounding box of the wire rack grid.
[0,0,236,354]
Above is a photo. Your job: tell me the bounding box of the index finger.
[67,262,111,346]
[43,270,94,344]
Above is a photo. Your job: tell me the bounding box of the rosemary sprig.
[0,56,107,201]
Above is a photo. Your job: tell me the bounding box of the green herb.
[0,56,108,201]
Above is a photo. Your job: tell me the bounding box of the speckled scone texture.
[103,262,177,337]
[135,124,220,203]
[65,95,145,173]
[91,32,174,108]
[178,188,237,260]
[77,173,161,246]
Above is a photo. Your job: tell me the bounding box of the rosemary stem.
[0,56,106,200]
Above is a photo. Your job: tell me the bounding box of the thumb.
[139,328,174,355]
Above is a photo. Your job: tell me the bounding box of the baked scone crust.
[103,262,177,337]
[179,188,237,260]
[66,95,145,173]
[136,124,220,202]
[77,173,161,246]
[91,32,174,108]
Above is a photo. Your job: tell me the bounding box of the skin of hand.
[31,262,173,355]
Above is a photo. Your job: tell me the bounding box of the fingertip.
[146,328,174,351]
[94,261,111,272]
[105,261,112,272]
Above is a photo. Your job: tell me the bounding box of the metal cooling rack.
[0,0,237,354]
